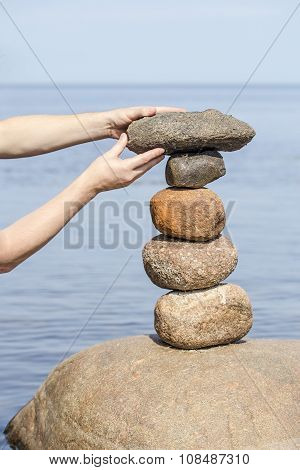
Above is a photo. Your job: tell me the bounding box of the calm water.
[0,84,300,448]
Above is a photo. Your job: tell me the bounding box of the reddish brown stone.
[150,187,225,241]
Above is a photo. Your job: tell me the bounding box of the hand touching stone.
[105,106,186,139]
[84,133,165,192]
[0,133,165,273]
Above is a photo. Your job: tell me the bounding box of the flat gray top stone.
[127,109,255,154]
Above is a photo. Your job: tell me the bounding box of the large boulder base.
[155,284,253,349]
[150,187,225,241]
[143,235,238,291]
[127,109,255,154]
[166,150,226,188]
[5,336,300,450]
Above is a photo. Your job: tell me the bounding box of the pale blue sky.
[0,0,299,85]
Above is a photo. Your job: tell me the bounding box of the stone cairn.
[5,112,300,451]
[127,109,256,349]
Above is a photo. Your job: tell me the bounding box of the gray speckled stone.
[5,336,300,449]
[127,109,255,154]
[155,284,253,349]
[166,150,226,188]
[142,235,238,291]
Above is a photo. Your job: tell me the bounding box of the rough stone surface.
[150,187,225,241]
[127,109,255,154]
[166,150,226,188]
[142,235,238,291]
[155,284,253,349]
[5,336,300,450]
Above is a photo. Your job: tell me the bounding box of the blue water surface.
[0,84,300,448]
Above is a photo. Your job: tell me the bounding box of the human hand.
[83,133,165,193]
[105,106,186,139]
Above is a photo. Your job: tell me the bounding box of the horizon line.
[1,82,300,88]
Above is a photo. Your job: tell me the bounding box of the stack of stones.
[127,109,256,349]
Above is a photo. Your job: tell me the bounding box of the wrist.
[80,112,112,140]
[67,170,99,206]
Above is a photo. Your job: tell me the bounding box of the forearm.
[0,125,167,272]
[0,171,96,272]
[0,113,111,158]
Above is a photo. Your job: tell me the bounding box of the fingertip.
[155,148,165,156]
[117,133,128,148]
[149,153,166,167]
[109,133,127,158]
[156,106,187,113]
[144,106,157,117]
[119,132,128,142]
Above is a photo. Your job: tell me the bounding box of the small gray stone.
[155,284,253,349]
[142,235,238,291]
[166,150,226,188]
[127,109,255,154]
[5,336,300,449]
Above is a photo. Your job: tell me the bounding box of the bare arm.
[0,113,111,158]
[0,106,185,159]
[0,134,164,273]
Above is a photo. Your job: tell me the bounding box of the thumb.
[108,133,128,158]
